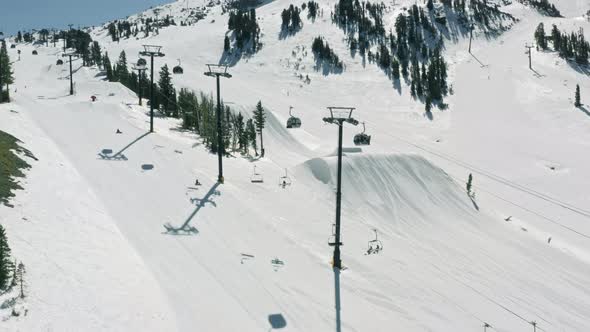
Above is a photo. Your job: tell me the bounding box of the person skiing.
[116,129,122,134]
[195,179,201,186]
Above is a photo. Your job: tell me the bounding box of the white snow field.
[1,0,590,331]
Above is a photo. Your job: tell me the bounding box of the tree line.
[177,90,268,156]
[535,24,589,65]
[0,225,26,301]
[311,36,344,71]
[226,8,261,52]
[521,0,561,17]
[101,50,269,157]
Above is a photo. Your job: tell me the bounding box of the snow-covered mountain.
[1,0,590,331]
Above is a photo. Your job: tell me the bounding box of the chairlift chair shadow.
[286,106,301,129]
[279,168,292,188]
[251,165,264,183]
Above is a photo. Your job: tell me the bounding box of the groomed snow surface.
[1,0,590,331]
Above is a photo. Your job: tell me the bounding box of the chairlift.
[250,165,264,183]
[278,168,292,188]
[366,229,383,255]
[286,106,301,129]
[137,58,147,67]
[56,59,63,65]
[173,59,184,74]
[353,122,371,146]
[10,44,16,49]
[32,50,38,55]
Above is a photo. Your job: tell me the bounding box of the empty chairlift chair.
[250,165,264,183]
[137,58,147,67]
[173,59,184,74]
[32,50,38,55]
[286,106,301,129]
[353,122,371,146]
[11,44,16,49]
[56,59,63,65]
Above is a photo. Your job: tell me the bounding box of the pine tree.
[115,51,129,84]
[534,23,547,50]
[158,64,175,116]
[235,112,246,153]
[246,118,257,156]
[90,41,102,67]
[224,36,230,52]
[0,41,15,103]
[11,259,17,288]
[17,262,25,298]
[575,84,582,107]
[427,0,434,11]
[391,59,400,79]
[0,225,13,290]
[253,101,266,156]
[425,96,432,113]
[466,173,473,196]
[103,52,114,81]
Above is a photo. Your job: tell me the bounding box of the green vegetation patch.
[0,130,36,207]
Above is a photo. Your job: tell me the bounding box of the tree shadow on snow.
[577,105,590,117]
[278,25,302,40]
[470,196,479,211]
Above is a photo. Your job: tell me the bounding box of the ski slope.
[2,0,590,331]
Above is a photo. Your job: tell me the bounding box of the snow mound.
[297,153,476,225]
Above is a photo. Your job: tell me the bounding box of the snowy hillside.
[1,0,590,331]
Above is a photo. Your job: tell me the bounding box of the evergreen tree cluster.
[522,0,561,17]
[332,0,515,109]
[227,9,261,52]
[281,5,302,30]
[0,41,15,103]
[38,29,50,45]
[177,89,265,156]
[534,23,548,50]
[102,51,177,116]
[536,25,589,65]
[311,36,343,70]
[107,21,133,41]
[106,16,177,41]
[550,25,589,65]
[16,32,34,43]
[0,225,13,291]
[333,0,386,50]
[441,0,516,30]
[59,29,94,66]
[0,225,26,298]
[306,1,320,21]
